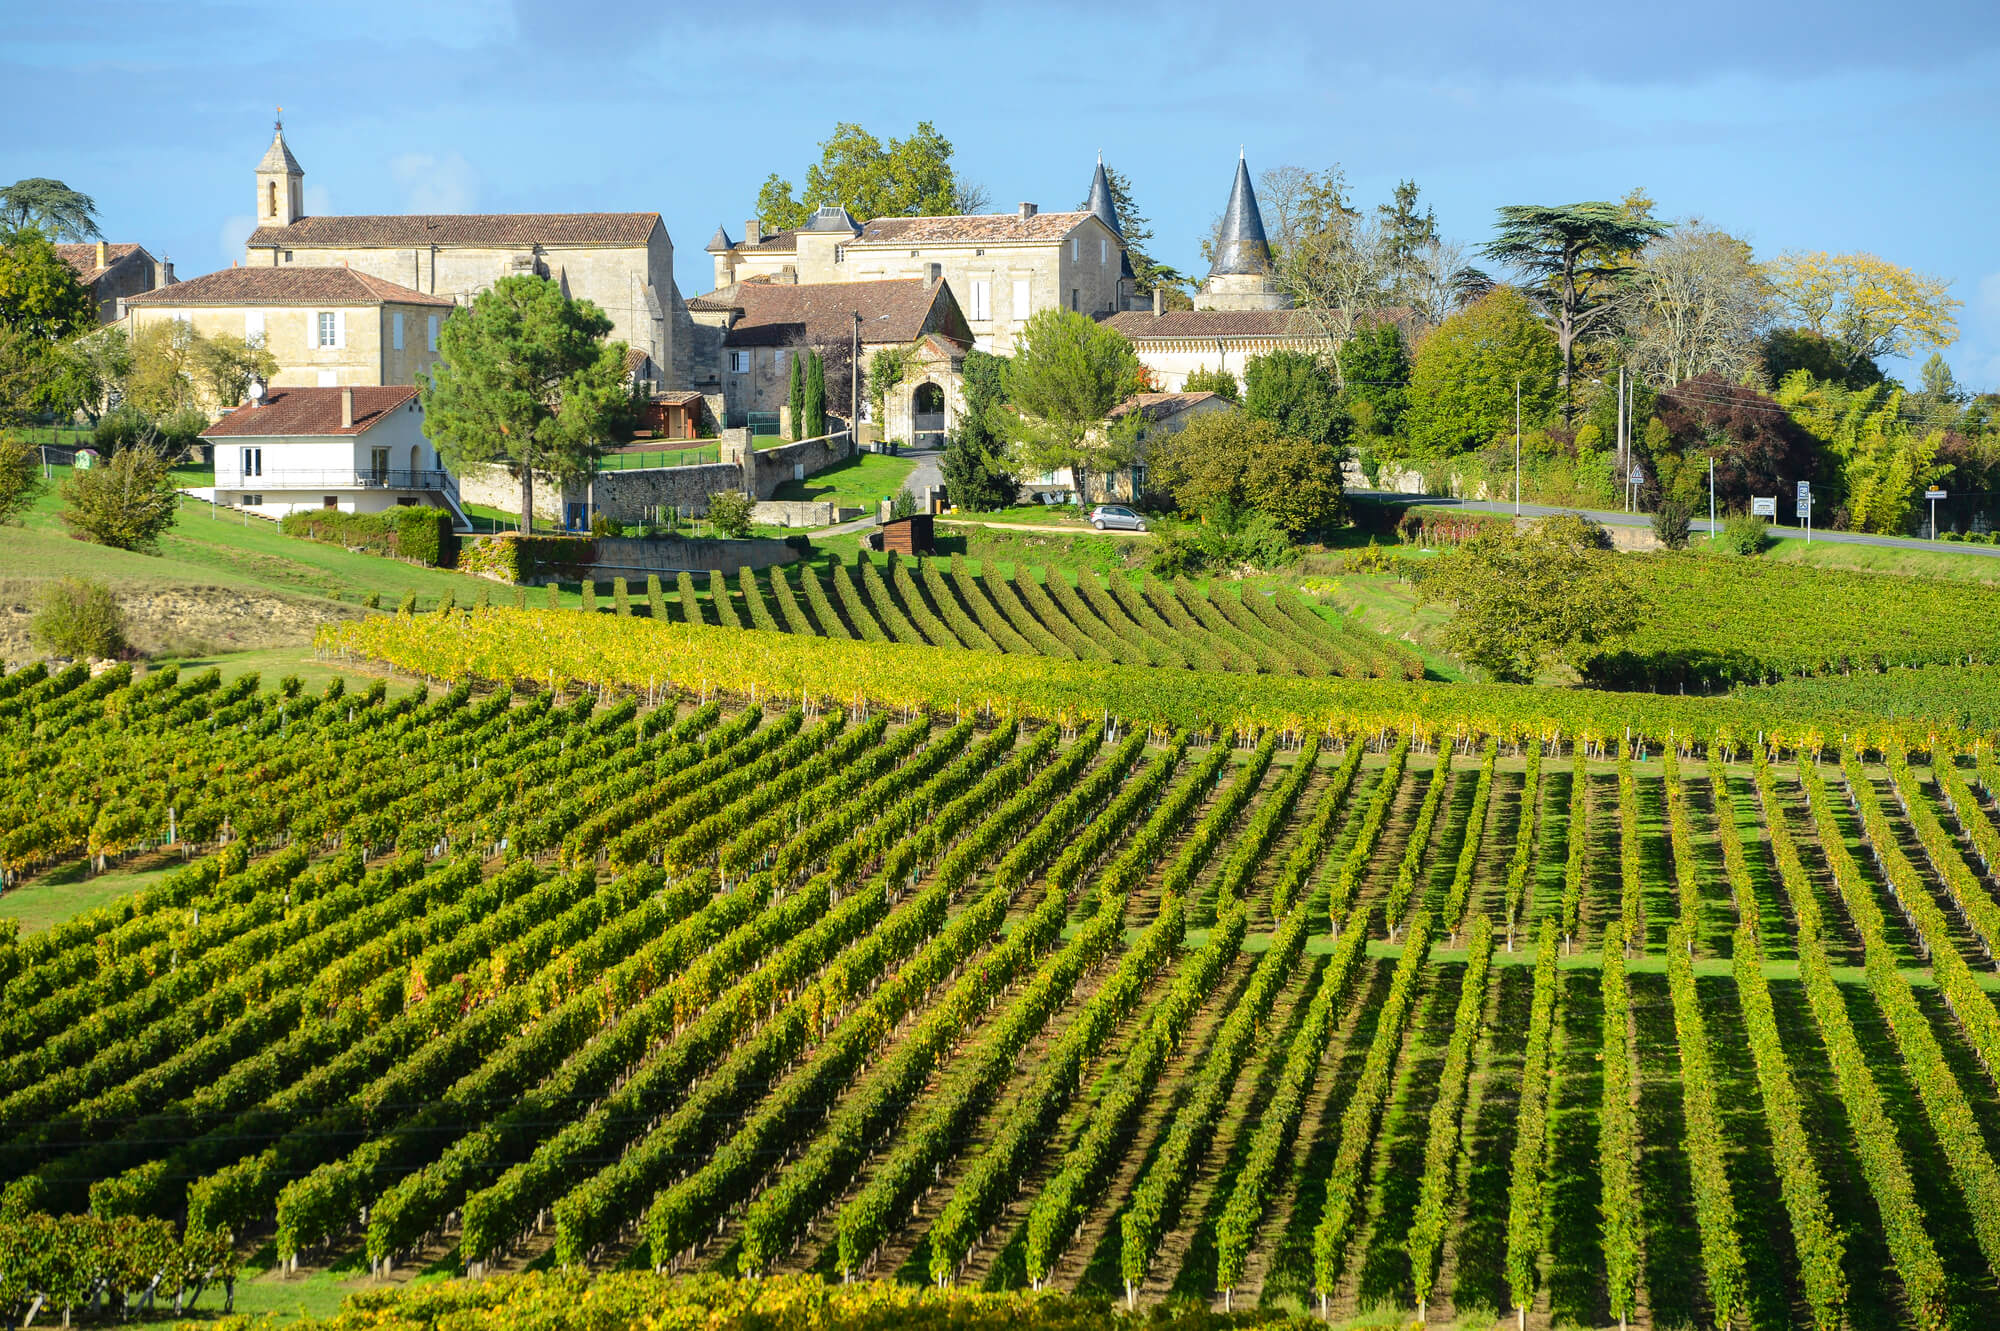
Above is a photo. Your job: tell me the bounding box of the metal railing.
[214,468,456,491]
[597,447,721,471]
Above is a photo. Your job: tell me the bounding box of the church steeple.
[1086,154,1120,238]
[1207,151,1271,278]
[255,113,305,227]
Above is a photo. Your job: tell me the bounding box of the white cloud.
[217,214,255,264]
[390,153,479,214]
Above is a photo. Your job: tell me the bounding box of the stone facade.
[1100,308,1325,393]
[55,243,173,324]
[122,267,451,401]
[588,534,805,577]
[240,122,695,384]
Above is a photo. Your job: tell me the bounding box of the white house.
[199,385,470,527]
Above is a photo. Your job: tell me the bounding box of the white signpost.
[1926,487,1948,540]
[1796,480,1812,544]
[1751,496,1777,518]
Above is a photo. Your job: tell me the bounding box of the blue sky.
[6,0,1997,387]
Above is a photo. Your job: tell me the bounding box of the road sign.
[1796,480,1811,508]
[1630,466,1643,486]
[1751,497,1777,517]
[1927,488,1948,500]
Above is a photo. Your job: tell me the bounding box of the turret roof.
[1087,157,1120,238]
[1207,154,1272,279]
[257,123,303,176]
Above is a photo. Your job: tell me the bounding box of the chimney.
[1018,202,1038,220]
[159,258,173,285]
[1152,286,1163,317]
[94,240,108,269]
[340,387,354,430]
[745,218,761,245]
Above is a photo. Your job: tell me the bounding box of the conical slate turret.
[1208,154,1271,278]
[1087,156,1120,237]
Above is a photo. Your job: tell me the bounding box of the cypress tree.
[805,351,827,438]
[787,350,805,439]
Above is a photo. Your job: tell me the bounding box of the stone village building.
[56,243,175,324]
[120,265,453,402]
[238,120,698,386]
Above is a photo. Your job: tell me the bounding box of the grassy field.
[768,451,916,508]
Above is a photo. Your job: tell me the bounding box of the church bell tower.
[255,115,305,228]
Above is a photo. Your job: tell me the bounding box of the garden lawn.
[767,452,915,508]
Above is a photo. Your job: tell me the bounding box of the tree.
[1404,287,1561,459]
[1415,513,1643,682]
[191,331,278,409]
[1616,222,1771,387]
[1244,349,1349,455]
[755,122,976,230]
[1149,411,1344,535]
[60,443,180,551]
[1402,238,1491,335]
[1480,203,1670,421]
[1001,308,1142,504]
[1776,370,1943,534]
[786,350,804,437]
[704,488,753,538]
[940,422,1016,510]
[1767,250,1960,380]
[1275,217,1390,382]
[1377,180,1440,300]
[1760,327,1883,391]
[957,348,1009,451]
[1077,165,1185,299]
[0,431,41,524]
[1181,364,1240,402]
[1654,374,1820,512]
[0,179,101,240]
[1335,321,1408,437]
[421,275,630,533]
[38,327,131,424]
[122,322,203,418]
[803,350,827,438]
[31,576,125,659]
[1246,426,1347,534]
[0,228,96,342]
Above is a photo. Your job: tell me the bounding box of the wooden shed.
[879,514,934,555]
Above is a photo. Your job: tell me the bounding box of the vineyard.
[10,627,2000,1329]
[545,553,1423,681]
[1590,556,2000,689]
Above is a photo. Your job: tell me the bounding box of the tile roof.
[849,211,1094,246]
[732,229,800,255]
[1109,391,1224,422]
[246,212,660,249]
[201,386,422,438]
[1101,309,1321,340]
[715,279,966,349]
[54,243,144,283]
[124,266,453,308]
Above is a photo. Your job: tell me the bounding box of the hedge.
[281,506,456,568]
[457,533,597,583]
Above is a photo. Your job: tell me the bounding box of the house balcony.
[216,469,456,492]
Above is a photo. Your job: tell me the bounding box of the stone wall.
[753,499,862,528]
[458,463,564,522]
[589,534,804,577]
[743,431,852,499]
[586,463,746,523]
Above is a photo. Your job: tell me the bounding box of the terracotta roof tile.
[717,279,969,348]
[125,266,453,308]
[1109,391,1224,422]
[850,211,1094,246]
[201,386,422,438]
[1101,309,1320,340]
[246,213,660,249]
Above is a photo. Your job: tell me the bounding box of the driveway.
[1358,491,2000,558]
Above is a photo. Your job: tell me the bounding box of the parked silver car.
[1090,504,1147,532]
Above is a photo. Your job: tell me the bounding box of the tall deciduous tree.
[0,180,101,241]
[1766,250,1960,381]
[1416,513,1641,682]
[1181,364,1240,402]
[1002,308,1141,504]
[0,229,96,342]
[1481,202,1670,421]
[1616,222,1771,387]
[755,122,980,230]
[1405,287,1561,460]
[1243,349,1348,454]
[422,275,630,532]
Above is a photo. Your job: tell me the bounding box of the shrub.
[457,533,594,582]
[590,512,625,538]
[514,585,529,608]
[364,591,381,610]
[646,574,665,619]
[397,592,417,615]
[545,583,559,609]
[707,489,754,538]
[1722,513,1769,555]
[280,506,455,568]
[0,433,41,526]
[437,589,455,614]
[581,580,598,613]
[1942,530,1965,543]
[889,487,921,520]
[60,445,179,552]
[613,576,631,616]
[32,577,125,659]
[1148,527,1209,578]
[1651,501,1693,551]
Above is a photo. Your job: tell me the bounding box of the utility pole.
[1514,376,1522,516]
[851,311,862,452]
[1618,366,1628,512]
[1708,456,1716,540]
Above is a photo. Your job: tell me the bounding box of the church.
[238,120,696,386]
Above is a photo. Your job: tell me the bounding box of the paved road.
[938,518,1154,537]
[1360,491,2000,558]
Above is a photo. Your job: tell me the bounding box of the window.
[239,447,261,478]
[774,348,786,372]
[731,350,751,374]
[1070,238,1078,262]
[1070,289,1079,311]
[370,447,390,481]
[1100,238,1108,264]
[392,313,404,351]
[323,496,338,510]
[266,182,277,217]
[969,279,991,322]
[426,314,439,352]
[1012,278,1030,321]
[245,311,265,344]
[317,311,337,347]
[241,493,262,506]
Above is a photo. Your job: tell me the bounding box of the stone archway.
[911,381,946,446]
